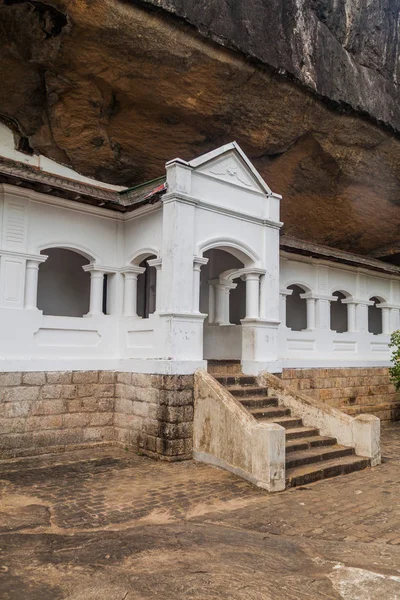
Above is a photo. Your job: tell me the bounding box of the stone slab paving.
[0,425,400,599]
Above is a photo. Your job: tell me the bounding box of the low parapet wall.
[280,367,399,422]
[261,372,381,467]
[193,370,285,491]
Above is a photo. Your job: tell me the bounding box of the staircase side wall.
[193,370,285,491]
[281,367,400,422]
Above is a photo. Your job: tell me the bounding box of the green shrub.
[389,330,400,391]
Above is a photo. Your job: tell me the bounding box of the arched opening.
[137,255,157,318]
[286,285,307,331]
[330,291,348,333]
[37,248,90,317]
[368,296,383,335]
[200,248,246,324]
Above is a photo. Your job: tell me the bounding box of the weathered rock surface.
[0,0,399,255]
[142,0,400,131]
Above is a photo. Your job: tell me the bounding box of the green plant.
[389,330,400,391]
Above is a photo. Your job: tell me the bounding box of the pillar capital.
[26,256,47,270]
[121,266,146,279]
[193,256,208,271]
[147,257,162,270]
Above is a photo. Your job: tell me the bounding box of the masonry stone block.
[26,415,63,431]
[4,387,40,402]
[41,384,63,399]
[22,372,46,385]
[60,385,77,399]
[98,371,116,384]
[116,372,132,384]
[96,384,115,398]
[0,373,22,386]
[31,399,65,416]
[72,371,99,384]
[0,417,25,434]
[77,384,96,398]
[88,412,113,427]
[46,372,73,384]
[63,413,90,429]
[0,401,31,418]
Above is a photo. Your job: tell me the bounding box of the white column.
[192,257,208,313]
[214,283,227,325]
[316,298,331,330]
[244,274,260,320]
[148,258,162,313]
[347,302,357,333]
[208,282,215,324]
[382,307,391,335]
[306,298,316,330]
[122,267,145,317]
[356,302,369,332]
[390,307,400,332]
[279,289,292,328]
[83,266,105,315]
[24,258,46,310]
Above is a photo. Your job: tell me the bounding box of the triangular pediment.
[188,142,272,195]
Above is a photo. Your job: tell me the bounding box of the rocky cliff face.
[0,0,399,256]
[142,0,400,131]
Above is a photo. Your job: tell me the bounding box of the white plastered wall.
[279,254,400,368]
[0,130,397,374]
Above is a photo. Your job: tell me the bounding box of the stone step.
[228,386,269,398]
[207,360,241,375]
[286,455,370,488]
[285,445,354,469]
[285,426,320,440]
[262,416,304,429]
[215,375,257,386]
[285,435,338,454]
[249,406,291,420]
[240,396,279,409]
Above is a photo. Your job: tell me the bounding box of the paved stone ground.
[1,425,400,599]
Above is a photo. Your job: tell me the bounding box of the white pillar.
[382,307,391,335]
[122,267,145,317]
[147,258,162,313]
[245,274,260,320]
[192,257,208,314]
[24,258,46,310]
[390,307,400,332]
[356,302,369,332]
[208,283,215,324]
[316,298,331,330]
[347,302,357,333]
[214,283,227,325]
[305,298,316,330]
[279,289,292,328]
[83,266,105,315]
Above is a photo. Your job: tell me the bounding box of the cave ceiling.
[0,0,399,258]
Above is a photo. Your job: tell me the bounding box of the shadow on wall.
[37,248,90,317]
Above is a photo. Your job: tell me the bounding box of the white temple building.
[0,123,395,487]
[0,123,398,376]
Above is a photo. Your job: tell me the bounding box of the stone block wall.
[0,371,193,460]
[281,368,400,422]
[115,373,194,461]
[0,371,115,458]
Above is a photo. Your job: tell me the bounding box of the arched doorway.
[37,248,90,317]
[200,248,247,360]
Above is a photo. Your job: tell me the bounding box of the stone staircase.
[208,361,370,487]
